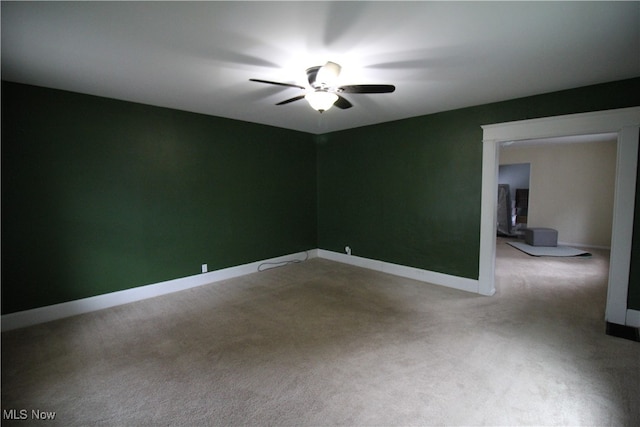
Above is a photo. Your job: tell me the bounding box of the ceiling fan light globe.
[305,91,338,112]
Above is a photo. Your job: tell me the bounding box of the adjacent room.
[494,135,618,372]
[496,134,617,296]
[2,2,639,426]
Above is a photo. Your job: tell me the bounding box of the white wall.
[499,139,616,248]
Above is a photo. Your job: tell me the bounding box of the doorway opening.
[495,135,617,325]
[478,107,640,327]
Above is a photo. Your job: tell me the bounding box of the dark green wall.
[317,78,640,285]
[316,110,482,278]
[2,82,317,314]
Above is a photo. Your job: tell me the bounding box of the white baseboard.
[626,309,640,328]
[5,247,632,332]
[317,249,479,294]
[1,250,317,332]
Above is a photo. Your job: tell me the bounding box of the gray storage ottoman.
[524,227,558,247]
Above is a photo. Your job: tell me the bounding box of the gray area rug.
[507,241,592,257]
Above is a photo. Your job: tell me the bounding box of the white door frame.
[478,107,640,326]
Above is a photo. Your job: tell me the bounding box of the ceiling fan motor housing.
[306,66,322,88]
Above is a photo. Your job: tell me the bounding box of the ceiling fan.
[250,61,395,113]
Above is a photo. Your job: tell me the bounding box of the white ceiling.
[2,1,639,135]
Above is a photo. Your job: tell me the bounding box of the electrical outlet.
[201,264,208,273]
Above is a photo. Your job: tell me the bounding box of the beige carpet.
[2,239,639,426]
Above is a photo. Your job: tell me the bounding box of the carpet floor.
[2,239,639,426]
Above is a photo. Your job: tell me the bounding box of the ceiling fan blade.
[333,95,353,109]
[317,61,342,85]
[276,95,306,105]
[308,62,342,88]
[325,61,342,77]
[338,84,396,94]
[250,79,305,90]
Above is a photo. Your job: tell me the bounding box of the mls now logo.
[3,409,56,420]
[2,409,28,420]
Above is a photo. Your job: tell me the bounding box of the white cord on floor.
[257,251,309,272]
